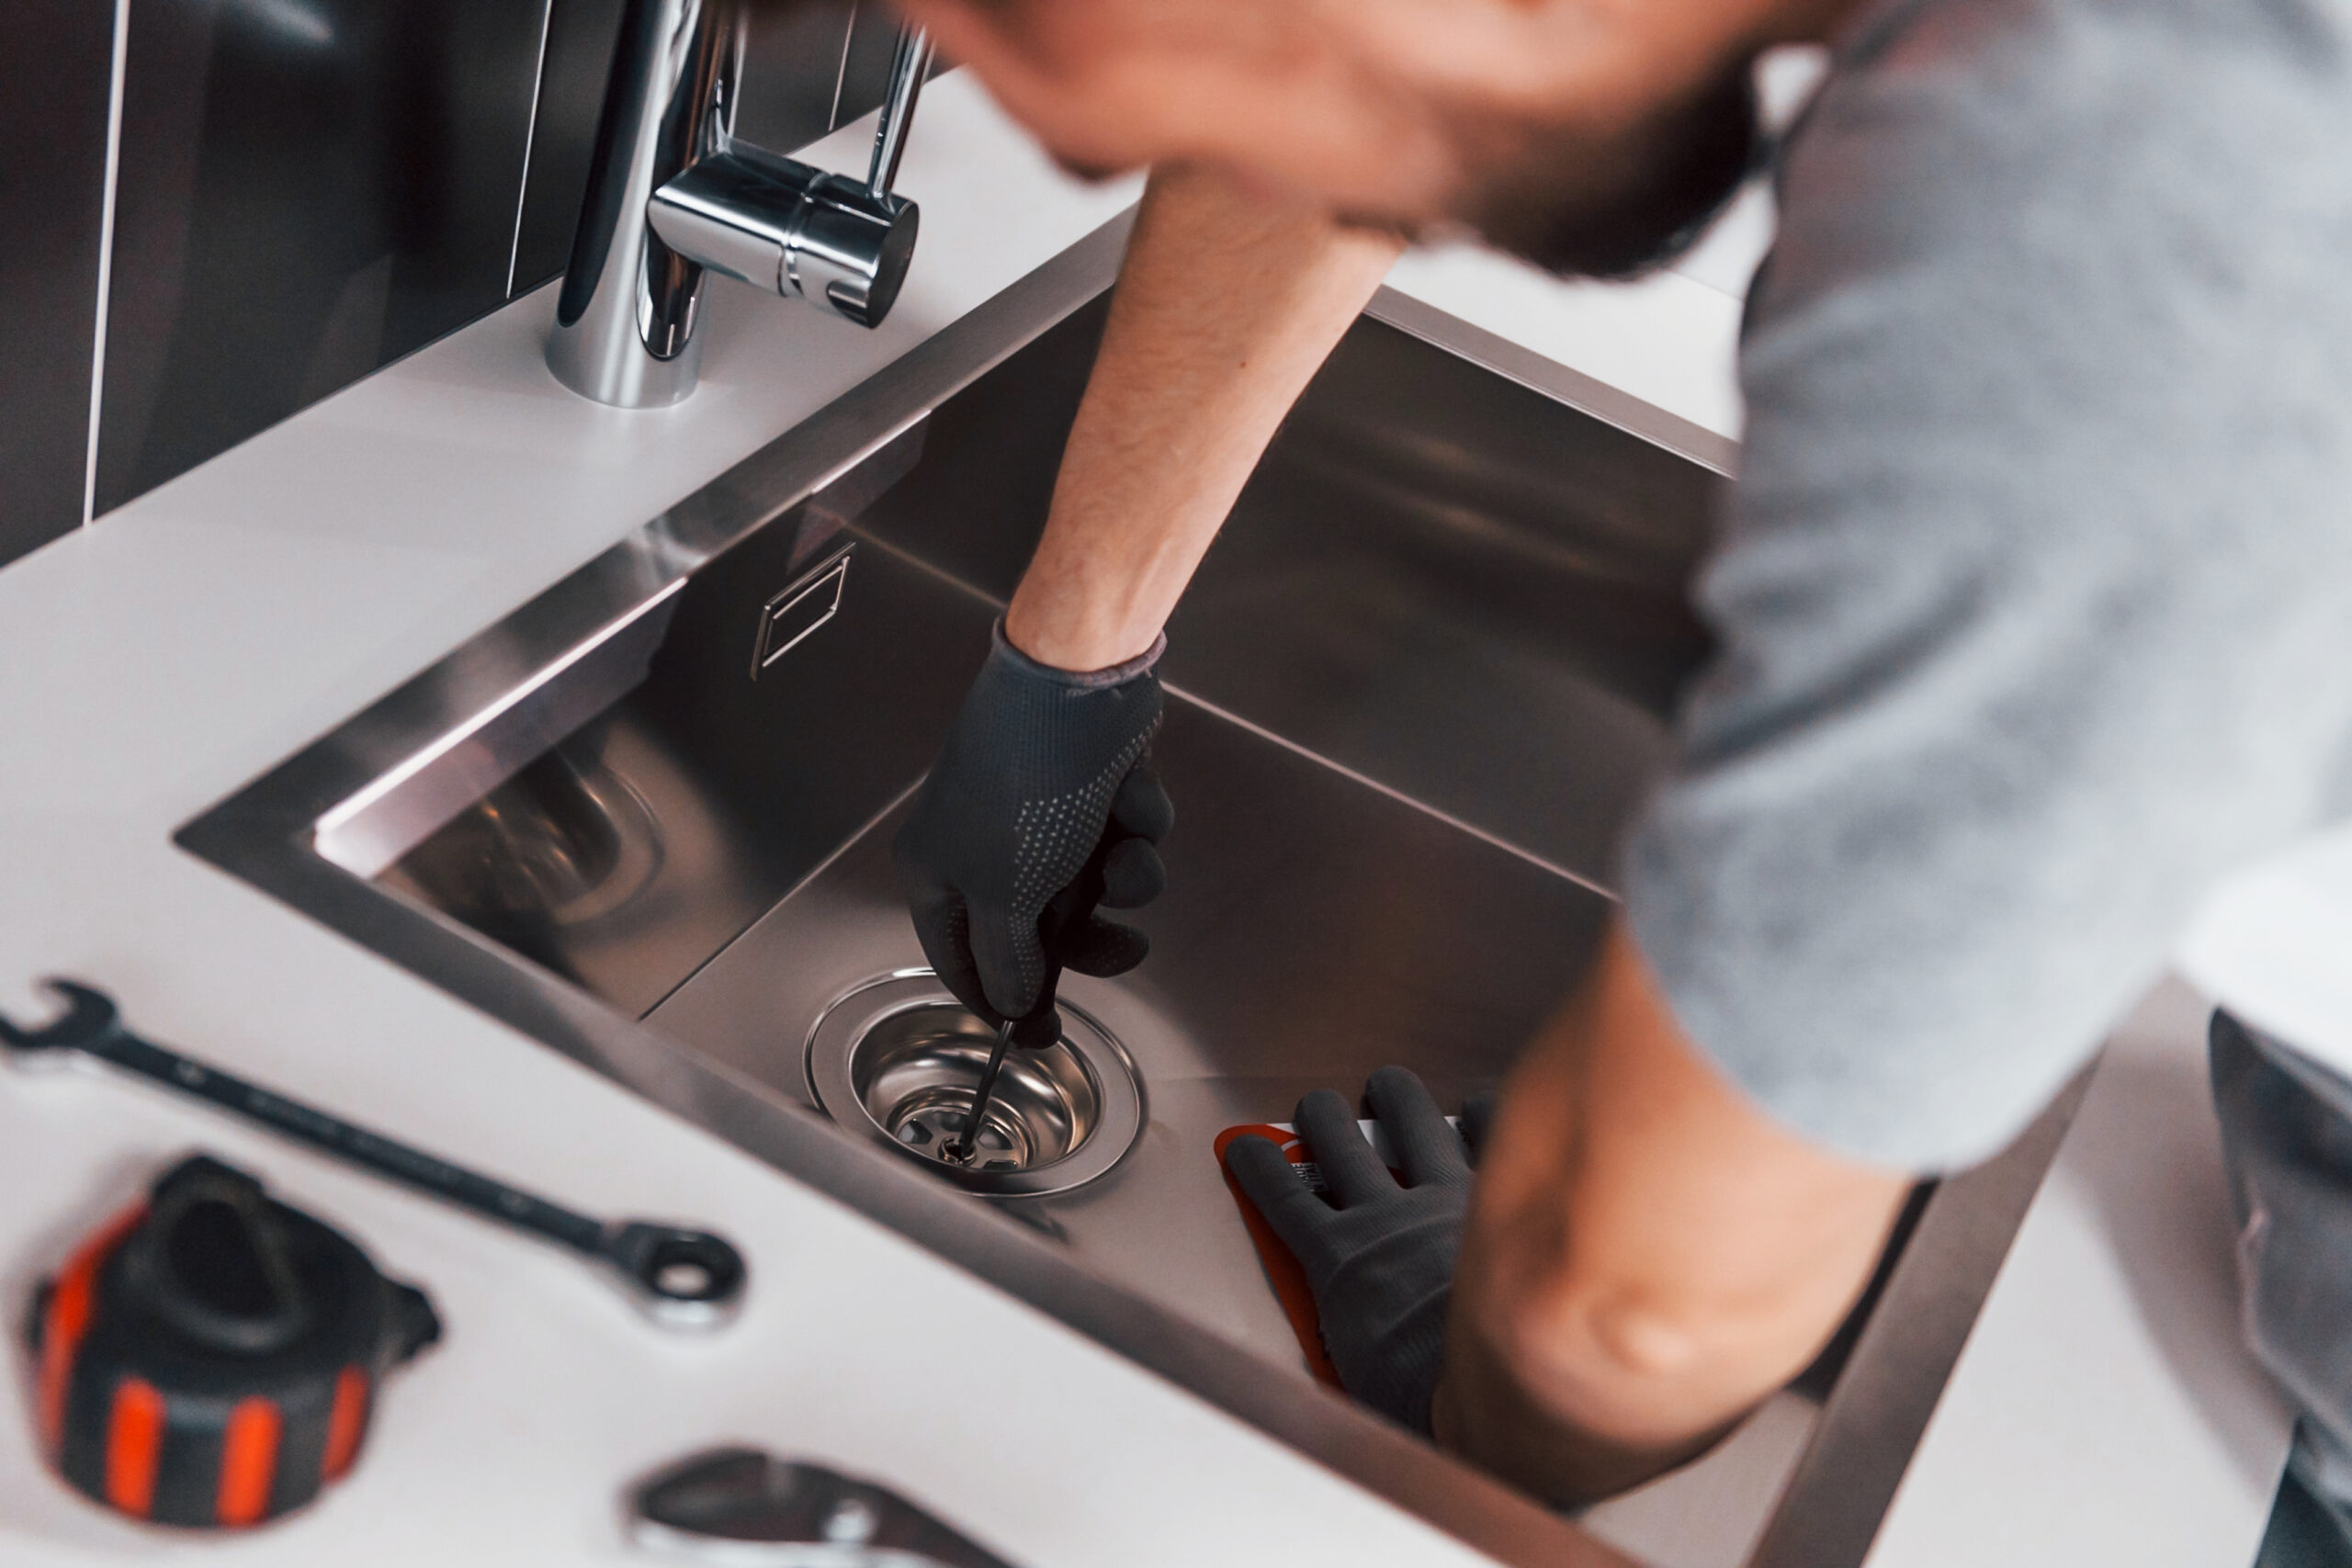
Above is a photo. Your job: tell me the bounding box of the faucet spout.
[548,2,931,408]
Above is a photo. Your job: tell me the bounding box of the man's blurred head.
[1434,59,1759,276]
[899,0,1845,275]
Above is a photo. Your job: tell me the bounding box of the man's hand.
[1001,164,1402,673]
[1436,918,1911,1506]
[1227,924,1908,1509]
[893,623,1172,1028]
[895,164,1394,1020]
[1225,1068,1495,1432]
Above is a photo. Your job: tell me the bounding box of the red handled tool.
[27,1154,439,1528]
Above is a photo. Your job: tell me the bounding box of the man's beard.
[1453,64,1761,280]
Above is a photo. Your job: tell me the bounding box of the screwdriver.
[947,969,1060,1166]
[949,853,1111,1166]
[946,1021,1016,1166]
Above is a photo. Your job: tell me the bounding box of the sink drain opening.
[806,975,1145,1197]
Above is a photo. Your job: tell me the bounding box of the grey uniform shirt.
[1625,0,2352,1169]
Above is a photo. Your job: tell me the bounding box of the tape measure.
[26,1153,440,1529]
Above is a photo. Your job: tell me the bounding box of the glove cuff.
[992,619,1166,690]
[1334,1287,1451,1436]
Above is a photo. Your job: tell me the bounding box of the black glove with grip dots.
[1226,1068,1496,1434]
[894,621,1171,1037]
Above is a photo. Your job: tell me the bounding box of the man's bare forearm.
[1435,918,1912,1505]
[1003,164,1402,671]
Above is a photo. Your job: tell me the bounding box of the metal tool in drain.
[0,978,746,1328]
[805,972,1145,1198]
[944,1019,1017,1166]
[944,996,1062,1166]
[946,935,1069,1167]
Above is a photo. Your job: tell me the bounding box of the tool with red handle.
[26,1153,439,1528]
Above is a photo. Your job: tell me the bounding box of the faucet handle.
[650,150,919,329]
[643,22,933,331]
[865,24,933,198]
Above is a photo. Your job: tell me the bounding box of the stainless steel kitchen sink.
[180,213,2076,1568]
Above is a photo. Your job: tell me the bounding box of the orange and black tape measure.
[26,1154,438,1529]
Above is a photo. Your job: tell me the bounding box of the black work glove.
[1225,1068,1498,1434]
[894,621,1171,1030]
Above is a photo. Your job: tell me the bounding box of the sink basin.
[181,214,2075,1568]
[651,691,1611,1364]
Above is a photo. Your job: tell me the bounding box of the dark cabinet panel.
[0,1,115,565]
[24,0,901,531]
[740,1,863,167]
[509,0,629,300]
[93,0,547,515]
[835,1,905,129]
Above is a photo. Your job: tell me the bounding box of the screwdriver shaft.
[951,1021,1017,1164]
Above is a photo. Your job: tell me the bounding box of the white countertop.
[0,71,2296,1568]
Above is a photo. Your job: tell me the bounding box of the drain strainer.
[805,973,1145,1197]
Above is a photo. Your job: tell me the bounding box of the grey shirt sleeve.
[1624,0,2352,1169]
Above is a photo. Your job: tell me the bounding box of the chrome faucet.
[548,0,933,408]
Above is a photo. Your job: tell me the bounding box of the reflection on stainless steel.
[301,416,938,1014]
[849,284,1724,889]
[805,975,1144,1196]
[310,579,681,882]
[1170,308,1723,885]
[548,0,929,408]
[382,743,658,927]
[179,213,2038,1567]
[1364,289,1739,479]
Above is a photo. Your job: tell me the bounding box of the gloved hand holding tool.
[895,621,1170,1029]
[895,621,1171,1154]
[1224,1067,1496,1433]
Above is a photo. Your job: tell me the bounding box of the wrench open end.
[0,976,120,1052]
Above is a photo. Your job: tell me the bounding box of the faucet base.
[543,0,929,409]
[548,311,706,410]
